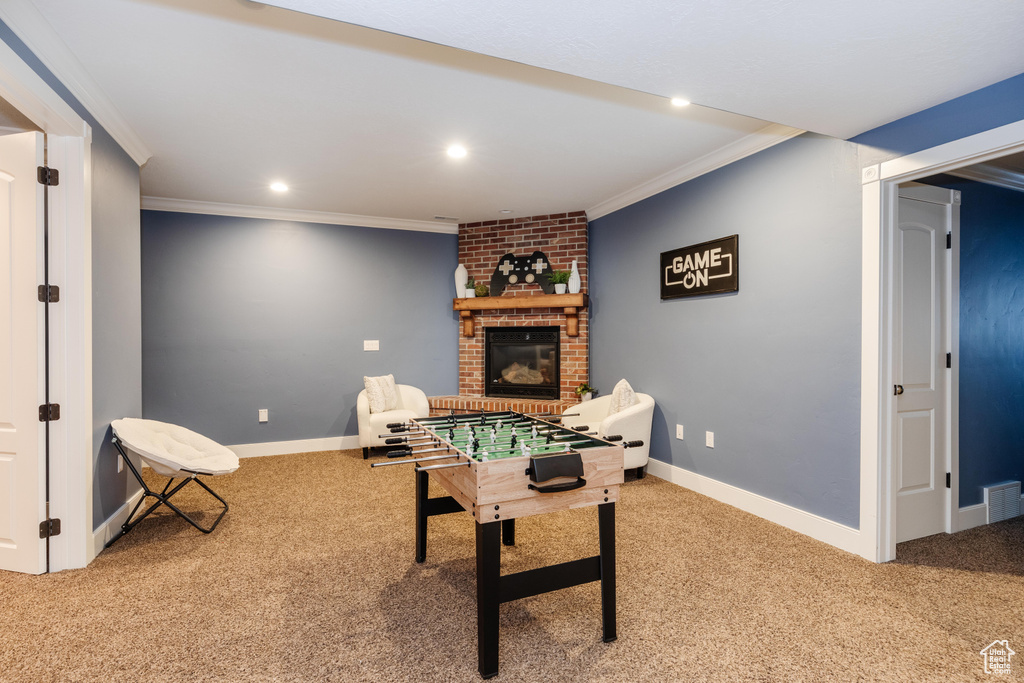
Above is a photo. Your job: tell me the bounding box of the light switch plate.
[706,431,714,448]
[258,408,269,423]
[676,424,684,440]
[363,339,380,351]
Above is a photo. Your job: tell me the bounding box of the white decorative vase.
[454,263,468,298]
[464,289,476,298]
[568,259,581,294]
[554,283,567,294]
[582,392,592,401]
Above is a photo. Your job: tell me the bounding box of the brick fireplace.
[429,210,589,415]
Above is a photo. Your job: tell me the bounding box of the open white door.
[0,131,46,574]
[893,184,954,543]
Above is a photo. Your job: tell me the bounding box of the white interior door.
[0,131,45,574]
[894,185,952,543]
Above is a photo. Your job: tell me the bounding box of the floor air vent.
[985,481,1021,524]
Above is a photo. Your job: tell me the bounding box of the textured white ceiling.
[17,0,1024,227]
[263,0,1024,139]
[23,0,789,225]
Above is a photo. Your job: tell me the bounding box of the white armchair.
[561,392,655,478]
[357,384,431,459]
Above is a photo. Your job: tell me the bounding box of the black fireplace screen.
[484,327,560,400]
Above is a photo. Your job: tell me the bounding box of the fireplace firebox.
[484,327,560,400]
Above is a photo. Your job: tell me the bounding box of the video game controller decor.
[489,251,555,295]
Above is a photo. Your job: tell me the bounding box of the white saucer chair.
[357,376,431,459]
[108,418,239,546]
[561,380,655,478]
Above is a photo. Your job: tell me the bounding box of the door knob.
[894,385,904,396]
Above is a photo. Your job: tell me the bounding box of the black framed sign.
[660,234,738,300]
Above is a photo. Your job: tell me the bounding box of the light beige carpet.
[1,450,1021,682]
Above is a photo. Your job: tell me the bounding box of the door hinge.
[946,352,951,369]
[946,232,951,249]
[946,472,951,489]
[37,166,59,186]
[37,284,60,303]
[38,403,60,422]
[39,518,61,539]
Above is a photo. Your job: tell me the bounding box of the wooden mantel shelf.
[452,292,588,337]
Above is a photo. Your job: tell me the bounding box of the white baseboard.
[228,435,360,459]
[646,458,866,560]
[957,503,988,532]
[91,487,145,560]
[957,494,1024,532]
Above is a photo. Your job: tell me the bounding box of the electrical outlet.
[258,408,269,423]
[676,424,684,440]
[363,339,380,351]
[706,431,714,448]
[117,454,123,473]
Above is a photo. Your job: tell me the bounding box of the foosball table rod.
[371,453,464,468]
[415,459,474,472]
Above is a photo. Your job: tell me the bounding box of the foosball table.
[372,410,635,679]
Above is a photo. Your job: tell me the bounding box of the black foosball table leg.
[598,501,617,643]
[501,518,515,546]
[415,469,428,563]
[476,520,501,679]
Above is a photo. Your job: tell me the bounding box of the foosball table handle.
[386,421,406,429]
[623,440,645,449]
[387,448,413,458]
[385,437,406,445]
[604,435,622,442]
[528,477,587,493]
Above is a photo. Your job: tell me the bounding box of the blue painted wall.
[141,211,459,446]
[851,73,1024,157]
[590,134,863,526]
[589,73,1024,529]
[921,177,1024,506]
[0,22,143,529]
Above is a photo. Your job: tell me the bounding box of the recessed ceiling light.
[447,145,467,159]
[499,209,513,214]
[270,181,288,192]
[670,98,691,107]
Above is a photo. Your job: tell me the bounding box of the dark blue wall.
[141,211,459,446]
[851,72,1024,156]
[0,21,143,529]
[921,177,1024,506]
[590,134,863,526]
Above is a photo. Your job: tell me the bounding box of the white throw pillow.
[364,374,398,414]
[608,379,638,415]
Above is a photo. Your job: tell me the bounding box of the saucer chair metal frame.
[107,435,229,547]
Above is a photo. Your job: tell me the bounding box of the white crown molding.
[0,0,152,166]
[947,163,1024,194]
[142,196,459,234]
[586,123,804,220]
[0,36,82,136]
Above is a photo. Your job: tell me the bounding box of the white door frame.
[860,119,1024,563]
[0,38,92,570]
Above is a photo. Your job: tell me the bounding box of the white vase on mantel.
[454,263,468,298]
[568,259,581,294]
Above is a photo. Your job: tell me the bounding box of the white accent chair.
[561,392,655,478]
[357,384,431,459]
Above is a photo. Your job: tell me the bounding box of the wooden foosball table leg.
[476,521,501,679]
